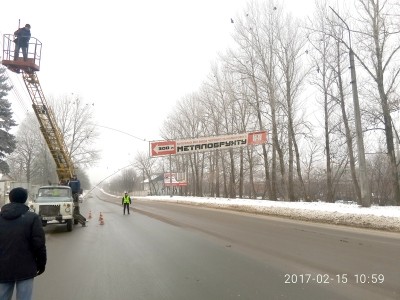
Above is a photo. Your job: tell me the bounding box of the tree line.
[130,0,400,206]
[1,0,399,206]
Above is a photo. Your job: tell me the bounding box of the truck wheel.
[66,219,73,232]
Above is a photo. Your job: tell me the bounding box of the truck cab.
[29,185,75,231]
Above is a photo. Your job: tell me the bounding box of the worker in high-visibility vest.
[121,192,132,215]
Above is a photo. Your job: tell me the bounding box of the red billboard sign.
[149,131,267,157]
[247,131,268,145]
[150,140,176,157]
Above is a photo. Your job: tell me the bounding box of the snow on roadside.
[137,195,400,232]
[96,188,400,232]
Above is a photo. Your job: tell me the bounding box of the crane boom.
[2,32,87,227]
[2,33,75,183]
[22,72,75,183]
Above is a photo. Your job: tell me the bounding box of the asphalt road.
[27,193,400,300]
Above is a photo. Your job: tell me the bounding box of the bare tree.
[275,11,309,201]
[108,167,137,194]
[230,1,283,199]
[161,92,208,196]
[300,138,323,201]
[9,115,43,183]
[49,94,100,168]
[350,0,400,205]
[198,82,225,197]
[9,94,100,185]
[8,114,58,184]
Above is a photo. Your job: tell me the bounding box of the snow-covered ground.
[138,196,400,232]
[96,189,400,232]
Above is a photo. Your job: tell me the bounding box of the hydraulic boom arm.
[2,32,86,226]
[22,72,75,183]
[2,33,75,183]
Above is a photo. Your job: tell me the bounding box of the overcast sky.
[1,0,319,184]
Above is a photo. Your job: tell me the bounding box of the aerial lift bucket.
[2,34,42,74]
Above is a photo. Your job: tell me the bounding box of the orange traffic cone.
[99,212,104,225]
[88,211,92,219]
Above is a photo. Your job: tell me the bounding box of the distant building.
[0,175,40,207]
[0,174,15,206]
[142,174,164,195]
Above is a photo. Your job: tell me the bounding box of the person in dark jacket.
[0,187,47,300]
[14,24,31,61]
[68,175,81,202]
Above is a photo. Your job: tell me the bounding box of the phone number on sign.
[284,273,385,284]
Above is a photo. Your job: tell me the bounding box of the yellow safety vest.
[123,195,130,204]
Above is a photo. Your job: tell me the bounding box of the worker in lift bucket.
[14,24,31,61]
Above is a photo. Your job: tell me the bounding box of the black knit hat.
[9,187,28,203]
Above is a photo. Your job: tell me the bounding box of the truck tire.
[66,219,73,232]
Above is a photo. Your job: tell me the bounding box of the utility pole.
[330,7,370,207]
[169,154,173,198]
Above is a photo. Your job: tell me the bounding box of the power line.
[92,124,147,142]
[86,163,133,194]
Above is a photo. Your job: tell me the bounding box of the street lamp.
[330,7,370,207]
